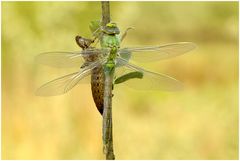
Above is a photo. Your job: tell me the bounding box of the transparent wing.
[35,48,109,68]
[36,59,105,96]
[118,42,196,62]
[115,58,183,91]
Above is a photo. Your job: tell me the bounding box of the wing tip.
[163,80,184,92]
[34,88,50,97]
[181,42,197,50]
[34,89,63,97]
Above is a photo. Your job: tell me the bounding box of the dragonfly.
[36,22,196,115]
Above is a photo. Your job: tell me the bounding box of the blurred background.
[2,1,238,159]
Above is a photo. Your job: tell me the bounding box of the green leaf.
[114,71,143,84]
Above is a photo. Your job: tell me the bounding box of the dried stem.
[102,69,115,160]
[101,1,111,26]
[101,1,115,160]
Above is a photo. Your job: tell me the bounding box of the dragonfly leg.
[91,32,104,47]
[80,62,90,68]
[121,27,134,42]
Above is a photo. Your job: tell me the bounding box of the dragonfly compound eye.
[106,22,117,27]
[103,22,120,35]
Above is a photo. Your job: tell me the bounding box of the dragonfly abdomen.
[91,66,105,115]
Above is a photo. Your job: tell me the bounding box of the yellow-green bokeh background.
[2,1,238,159]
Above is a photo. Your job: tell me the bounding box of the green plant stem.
[101,1,115,160]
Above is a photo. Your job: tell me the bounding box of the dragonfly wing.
[35,48,109,68]
[119,42,196,62]
[115,58,184,91]
[36,72,88,96]
[36,59,105,96]
[35,51,85,68]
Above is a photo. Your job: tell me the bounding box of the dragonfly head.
[102,22,120,35]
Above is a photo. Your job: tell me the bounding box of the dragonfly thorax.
[101,34,120,49]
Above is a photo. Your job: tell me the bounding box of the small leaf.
[114,71,143,84]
